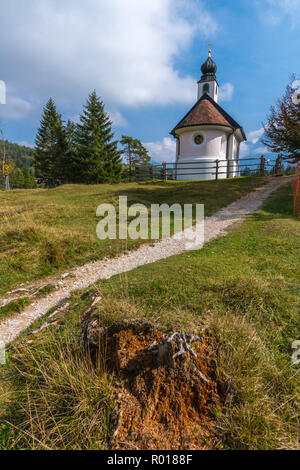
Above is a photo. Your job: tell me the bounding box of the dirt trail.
[0,177,291,346]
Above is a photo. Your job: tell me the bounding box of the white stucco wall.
[178,129,227,160]
[197,80,218,102]
[174,128,241,181]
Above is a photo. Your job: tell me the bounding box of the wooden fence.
[135,156,296,182]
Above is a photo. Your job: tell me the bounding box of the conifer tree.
[74,91,122,184]
[58,120,77,183]
[34,98,68,187]
[66,120,76,153]
[11,167,25,188]
[120,136,150,177]
[23,167,36,188]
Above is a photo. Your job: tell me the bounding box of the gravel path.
[0,177,291,346]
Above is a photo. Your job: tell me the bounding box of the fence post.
[275,154,283,175]
[136,166,141,181]
[163,162,167,182]
[215,160,219,180]
[5,174,10,190]
[260,155,266,176]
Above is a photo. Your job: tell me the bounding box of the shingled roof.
[171,93,246,139]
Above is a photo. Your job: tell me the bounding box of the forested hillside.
[3,141,34,169]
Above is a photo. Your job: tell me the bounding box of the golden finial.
[208,42,212,57]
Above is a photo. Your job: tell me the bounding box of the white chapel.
[170,47,246,180]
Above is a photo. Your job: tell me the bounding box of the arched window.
[203,83,210,94]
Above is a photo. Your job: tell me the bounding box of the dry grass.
[0,177,267,295]
[1,333,114,450]
[205,311,299,449]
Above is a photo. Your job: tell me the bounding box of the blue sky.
[0,0,299,162]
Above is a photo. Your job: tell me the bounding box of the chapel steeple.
[197,44,219,102]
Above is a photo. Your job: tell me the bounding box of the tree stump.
[80,306,226,450]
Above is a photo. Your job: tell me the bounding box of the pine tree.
[34,98,69,187]
[120,136,150,178]
[74,91,122,184]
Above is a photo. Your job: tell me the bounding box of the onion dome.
[201,46,217,80]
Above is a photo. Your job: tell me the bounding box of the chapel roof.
[170,93,246,140]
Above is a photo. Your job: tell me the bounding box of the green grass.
[0,285,57,323]
[34,284,56,298]
[0,177,268,296]
[0,297,31,322]
[0,181,299,450]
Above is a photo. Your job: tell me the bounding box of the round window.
[194,134,204,145]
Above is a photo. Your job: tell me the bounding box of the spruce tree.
[74,91,122,184]
[66,120,76,154]
[34,98,68,187]
[58,120,76,183]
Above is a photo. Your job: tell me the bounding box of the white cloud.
[18,141,34,148]
[107,110,128,128]
[0,0,218,113]
[219,83,234,102]
[69,114,80,124]
[240,128,268,158]
[144,137,176,163]
[266,0,300,11]
[0,96,34,120]
[240,142,251,158]
[247,127,264,144]
[254,146,268,154]
[263,0,300,26]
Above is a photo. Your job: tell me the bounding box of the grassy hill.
[0,176,268,295]
[0,182,298,450]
